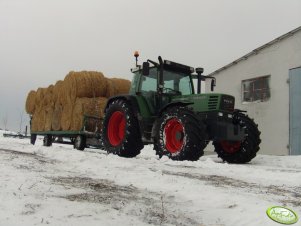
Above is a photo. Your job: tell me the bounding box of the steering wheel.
[163,87,181,95]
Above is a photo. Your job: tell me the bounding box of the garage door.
[289,67,301,155]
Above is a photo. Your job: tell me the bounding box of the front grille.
[220,95,235,112]
[208,95,219,110]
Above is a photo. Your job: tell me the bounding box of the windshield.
[163,70,193,95]
[131,68,194,95]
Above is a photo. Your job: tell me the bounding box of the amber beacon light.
[134,51,139,67]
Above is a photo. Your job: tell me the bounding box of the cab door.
[138,69,158,115]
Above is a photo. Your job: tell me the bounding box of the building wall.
[206,31,301,155]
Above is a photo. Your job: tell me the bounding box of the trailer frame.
[30,115,103,150]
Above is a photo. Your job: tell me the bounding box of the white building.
[206,26,301,155]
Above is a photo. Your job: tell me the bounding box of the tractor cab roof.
[131,59,194,75]
[163,60,194,74]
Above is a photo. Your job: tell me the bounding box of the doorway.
[289,67,301,155]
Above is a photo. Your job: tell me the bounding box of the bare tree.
[19,110,25,134]
[2,113,8,131]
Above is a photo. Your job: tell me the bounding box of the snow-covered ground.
[0,130,300,226]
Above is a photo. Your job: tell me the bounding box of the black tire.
[30,134,37,145]
[213,113,261,163]
[102,99,143,157]
[43,135,52,147]
[74,135,86,151]
[98,136,104,150]
[154,106,207,161]
[70,137,75,144]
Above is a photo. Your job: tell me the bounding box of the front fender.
[151,102,193,138]
[158,102,193,116]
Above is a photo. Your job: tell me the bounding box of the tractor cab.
[130,60,194,114]
[129,55,218,115]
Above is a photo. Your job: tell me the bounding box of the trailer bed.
[30,115,103,150]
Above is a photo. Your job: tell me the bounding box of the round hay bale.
[31,113,39,132]
[37,108,46,132]
[63,71,107,103]
[87,97,107,132]
[51,103,63,131]
[71,97,107,131]
[105,78,115,98]
[35,87,46,104]
[48,84,54,92]
[25,90,36,114]
[105,78,131,98]
[71,98,89,131]
[53,80,64,104]
[44,85,54,107]
[111,78,131,95]
[63,71,77,103]
[87,97,107,118]
[60,99,73,131]
[35,87,47,110]
[31,106,45,132]
[89,71,107,97]
[44,105,54,131]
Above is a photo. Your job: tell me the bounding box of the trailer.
[30,115,103,151]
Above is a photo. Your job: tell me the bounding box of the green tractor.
[102,55,261,163]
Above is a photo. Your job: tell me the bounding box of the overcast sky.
[0,0,301,131]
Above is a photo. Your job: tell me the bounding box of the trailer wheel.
[102,99,143,157]
[154,106,207,161]
[213,113,261,163]
[43,135,52,147]
[70,137,75,144]
[30,134,37,145]
[74,135,86,151]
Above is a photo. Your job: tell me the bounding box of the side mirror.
[142,62,150,76]
[211,79,216,92]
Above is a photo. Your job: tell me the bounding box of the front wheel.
[154,106,207,161]
[213,113,261,163]
[102,99,143,158]
[74,135,86,151]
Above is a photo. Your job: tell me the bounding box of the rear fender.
[105,95,143,140]
[105,95,140,117]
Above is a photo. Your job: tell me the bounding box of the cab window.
[179,76,193,95]
[140,68,157,92]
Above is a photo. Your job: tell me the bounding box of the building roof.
[208,26,301,76]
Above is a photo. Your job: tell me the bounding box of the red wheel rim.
[220,140,241,154]
[164,118,184,153]
[107,111,126,146]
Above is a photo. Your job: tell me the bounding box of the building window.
[242,76,270,102]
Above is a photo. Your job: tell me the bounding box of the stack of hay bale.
[25,71,131,132]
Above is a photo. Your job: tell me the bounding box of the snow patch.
[0,136,300,225]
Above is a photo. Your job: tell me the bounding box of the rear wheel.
[154,106,207,161]
[43,134,52,147]
[213,113,261,163]
[30,134,37,145]
[102,99,143,157]
[74,135,86,151]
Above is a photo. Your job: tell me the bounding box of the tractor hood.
[172,93,235,112]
